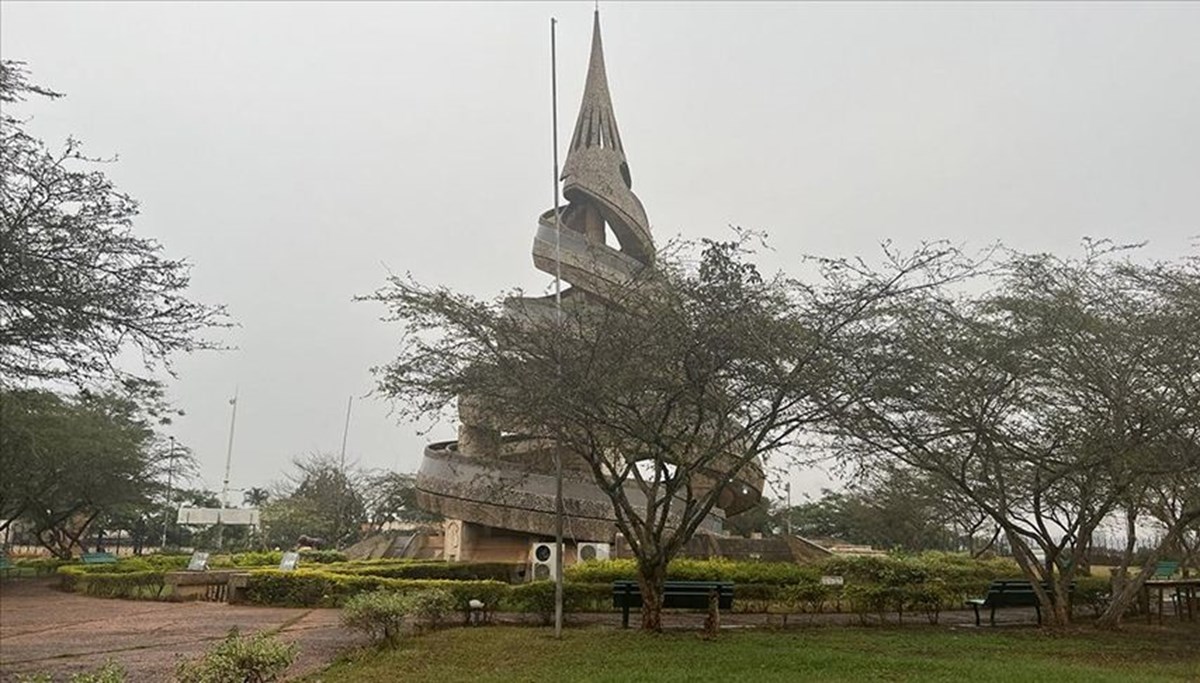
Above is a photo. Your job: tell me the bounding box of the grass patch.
[310,625,1199,683]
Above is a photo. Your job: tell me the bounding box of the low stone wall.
[165,569,250,603]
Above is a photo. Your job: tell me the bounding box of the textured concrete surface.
[0,579,361,682]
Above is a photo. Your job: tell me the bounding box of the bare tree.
[1,61,226,387]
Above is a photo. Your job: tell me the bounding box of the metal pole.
[161,436,176,549]
[216,389,238,551]
[337,395,353,546]
[785,481,792,536]
[550,14,565,640]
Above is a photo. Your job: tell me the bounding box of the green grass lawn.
[310,624,1199,683]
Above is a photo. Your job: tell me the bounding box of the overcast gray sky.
[3,2,1198,502]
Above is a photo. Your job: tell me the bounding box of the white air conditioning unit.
[530,541,558,581]
[576,542,611,563]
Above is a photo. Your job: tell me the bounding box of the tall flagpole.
[337,395,353,546]
[550,14,565,640]
[216,387,238,550]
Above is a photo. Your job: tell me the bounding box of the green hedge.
[243,569,511,610]
[57,550,1096,624]
[564,558,823,585]
[319,560,521,583]
[58,566,167,599]
[10,557,72,575]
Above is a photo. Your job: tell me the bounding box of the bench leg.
[990,606,996,626]
[1035,605,1041,626]
[622,604,630,629]
[972,605,980,627]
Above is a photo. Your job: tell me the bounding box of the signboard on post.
[279,552,300,571]
[177,507,260,526]
[187,551,210,572]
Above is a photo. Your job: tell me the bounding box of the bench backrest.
[80,552,117,564]
[1152,561,1180,579]
[612,581,734,610]
[983,580,1074,606]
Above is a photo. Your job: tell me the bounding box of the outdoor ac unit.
[530,541,558,581]
[576,542,611,563]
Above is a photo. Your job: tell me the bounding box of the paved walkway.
[0,579,360,682]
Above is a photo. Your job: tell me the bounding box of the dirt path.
[0,579,361,682]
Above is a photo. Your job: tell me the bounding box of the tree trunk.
[1096,508,1200,629]
[638,562,667,632]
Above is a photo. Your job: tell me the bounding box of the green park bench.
[80,552,118,565]
[0,551,13,578]
[966,579,1075,626]
[612,580,734,629]
[1150,561,1180,579]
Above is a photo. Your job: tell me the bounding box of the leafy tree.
[370,235,965,630]
[824,245,1200,627]
[242,487,270,507]
[362,471,441,530]
[260,455,366,549]
[0,384,184,558]
[0,60,225,387]
[785,470,988,552]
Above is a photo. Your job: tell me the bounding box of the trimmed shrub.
[322,561,520,582]
[58,566,166,600]
[175,628,297,683]
[565,558,822,586]
[778,581,834,615]
[406,587,458,629]
[11,557,71,576]
[341,590,410,645]
[504,582,611,624]
[243,569,510,610]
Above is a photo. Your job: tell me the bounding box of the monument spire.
[551,10,653,268]
[566,10,624,159]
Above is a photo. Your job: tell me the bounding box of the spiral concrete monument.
[414,13,768,567]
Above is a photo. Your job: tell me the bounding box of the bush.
[504,582,611,624]
[778,581,833,614]
[341,591,410,645]
[1074,575,1112,617]
[16,660,126,683]
[174,628,297,683]
[406,588,458,629]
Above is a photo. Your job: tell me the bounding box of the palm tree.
[242,487,269,507]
